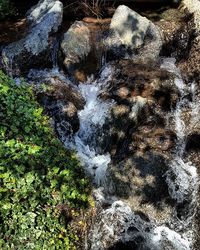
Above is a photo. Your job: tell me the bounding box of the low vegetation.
[0,0,17,20]
[0,71,92,249]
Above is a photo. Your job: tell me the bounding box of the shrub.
[0,71,91,249]
[0,0,17,20]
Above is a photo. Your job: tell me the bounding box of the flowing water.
[161,58,198,225]
[51,37,60,69]
[26,57,199,250]
[63,65,114,186]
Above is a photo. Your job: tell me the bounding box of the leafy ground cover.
[0,71,92,249]
[0,0,17,20]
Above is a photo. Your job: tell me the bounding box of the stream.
[26,56,199,249]
[1,0,200,249]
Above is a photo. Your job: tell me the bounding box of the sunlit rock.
[108,5,150,49]
[105,5,162,62]
[1,0,63,76]
[61,21,91,71]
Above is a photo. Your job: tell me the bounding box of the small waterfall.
[26,58,199,250]
[63,65,114,186]
[161,58,199,229]
[51,37,59,70]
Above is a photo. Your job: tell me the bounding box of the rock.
[105,5,162,62]
[28,69,85,110]
[89,200,153,250]
[28,69,85,136]
[177,0,200,84]
[47,79,85,110]
[108,5,150,49]
[1,0,63,76]
[182,0,200,34]
[44,99,80,136]
[180,36,200,84]
[104,153,174,224]
[105,60,179,110]
[133,22,162,63]
[99,60,178,163]
[60,19,107,78]
[61,21,91,71]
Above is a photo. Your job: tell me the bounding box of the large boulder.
[105,5,162,62]
[1,0,63,76]
[61,21,91,72]
[108,5,150,49]
[105,153,174,223]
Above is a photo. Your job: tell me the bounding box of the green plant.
[0,0,17,20]
[0,71,91,249]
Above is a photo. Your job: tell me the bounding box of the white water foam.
[166,158,198,204]
[161,58,199,236]
[27,66,114,186]
[27,59,198,249]
[64,65,114,185]
[90,200,191,250]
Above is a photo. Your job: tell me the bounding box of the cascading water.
[51,37,59,70]
[87,59,199,250]
[26,57,199,250]
[63,65,114,186]
[64,59,197,249]
[161,58,199,235]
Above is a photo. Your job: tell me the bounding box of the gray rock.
[105,5,162,62]
[107,5,150,49]
[61,21,91,71]
[1,0,63,76]
[133,22,163,63]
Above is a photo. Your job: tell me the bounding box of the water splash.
[64,65,114,185]
[27,59,199,249]
[161,58,199,229]
[89,200,191,250]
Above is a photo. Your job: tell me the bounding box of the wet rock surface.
[29,69,85,136]
[2,1,200,249]
[0,0,63,76]
[100,60,178,158]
